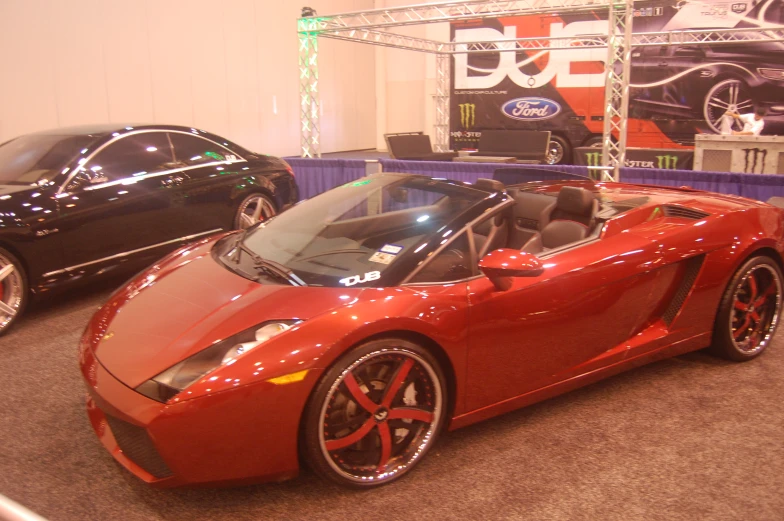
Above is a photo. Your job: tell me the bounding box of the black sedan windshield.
[236,175,488,287]
[0,134,95,185]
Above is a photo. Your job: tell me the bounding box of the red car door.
[464,231,666,412]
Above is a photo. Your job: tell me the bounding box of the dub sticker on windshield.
[340,271,381,286]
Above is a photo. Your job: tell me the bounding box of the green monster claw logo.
[656,155,678,169]
[459,103,476,129]
[585,151,602,167]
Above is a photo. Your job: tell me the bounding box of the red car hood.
[91,237,357,388]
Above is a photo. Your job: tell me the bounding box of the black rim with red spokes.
[318,349,442,484]
[730,264,781,355]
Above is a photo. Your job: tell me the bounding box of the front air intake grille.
[105,414,173,479]
[662,205,710,220]
[662,255,705,326]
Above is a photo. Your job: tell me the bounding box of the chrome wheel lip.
[0,255,23,330]
[236,195,275,230]
[546,141,564,165]
[318,348,443,484]
[729,264,781,355]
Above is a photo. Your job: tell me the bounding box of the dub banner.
[574,148,695,170]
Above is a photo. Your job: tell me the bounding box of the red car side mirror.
[479,248,544,291]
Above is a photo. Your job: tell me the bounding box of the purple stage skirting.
[286,158,784,203]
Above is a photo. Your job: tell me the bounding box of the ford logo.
[501,97,561,121]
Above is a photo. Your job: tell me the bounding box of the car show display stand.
[574,147,694,170]
[694,135,784,175]
[453,156,518,163]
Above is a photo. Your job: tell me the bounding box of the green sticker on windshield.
[205,151,225,161]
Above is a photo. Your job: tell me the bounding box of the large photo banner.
[450,0,784,159]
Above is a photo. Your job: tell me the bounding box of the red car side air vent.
[662,205,710,220]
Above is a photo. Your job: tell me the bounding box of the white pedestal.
[694,135,784,174]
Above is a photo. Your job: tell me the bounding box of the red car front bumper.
[81,343,321,487]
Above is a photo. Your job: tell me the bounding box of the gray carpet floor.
[1,283,783,521]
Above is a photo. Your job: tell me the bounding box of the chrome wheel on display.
[234,194,276,230]
[729,264,781,356]
[711,255,782,361]
[545,140,564,165]
[703,79,754,134]
[0,249,26,334]
[305,340,446,487]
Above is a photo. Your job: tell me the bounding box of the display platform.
[286,158,784,203]
[574,147,694,170]
[694,135,784,174]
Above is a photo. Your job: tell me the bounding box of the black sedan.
[0,124,298,334]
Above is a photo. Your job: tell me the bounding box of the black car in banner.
[0,124,298,334]
[450,0,784,163]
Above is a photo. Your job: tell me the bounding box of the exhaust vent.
[662,205,709,220]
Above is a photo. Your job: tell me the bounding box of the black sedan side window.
[85,133,174,183]
[168,133,241,166]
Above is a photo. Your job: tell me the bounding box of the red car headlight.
[136,320,300,403]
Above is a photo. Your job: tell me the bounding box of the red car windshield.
[238,175,489,287]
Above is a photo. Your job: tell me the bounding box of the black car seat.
[472,178,510,257]
[520,186,597,254]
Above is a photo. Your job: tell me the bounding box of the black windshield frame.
[227,174,509,288]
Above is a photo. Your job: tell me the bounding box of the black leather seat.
[520,186,597,254]
[473,179,509,257]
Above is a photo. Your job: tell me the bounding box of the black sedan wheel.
[0,247,27,335]
[711,256,782,361]
[303,338,447,487]
[233,193,276,230]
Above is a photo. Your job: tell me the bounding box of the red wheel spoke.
[753,283,777,308]
[750,311,761,323]
[343,371,379,413]
[733,315,751,339]
[324,418,376,451]
[381,358,414,408]
[748,274,759,301]
[388,407,434,423]
[377,422,392,472]
[734,300,749,311]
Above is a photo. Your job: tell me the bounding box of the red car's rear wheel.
[303,339,447,487]
[712,255,782,361]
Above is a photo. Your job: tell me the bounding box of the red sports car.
[80,173,784,488]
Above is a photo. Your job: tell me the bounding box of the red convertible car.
[80,173,783,488]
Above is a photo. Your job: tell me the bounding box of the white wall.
[0,0,376,157]
[372,0,448,151]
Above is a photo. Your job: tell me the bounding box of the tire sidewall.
[302,337,448,488]
[713,255,782,361]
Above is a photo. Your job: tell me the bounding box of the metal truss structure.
[600,0,634,181]
[298,1,784,178]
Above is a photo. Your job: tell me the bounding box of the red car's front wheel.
[303,338,447,487]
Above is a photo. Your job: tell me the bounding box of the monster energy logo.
[459,103,476,129]
[742,148,768,173]
[656,155,678,169]
[585,151,601,166]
